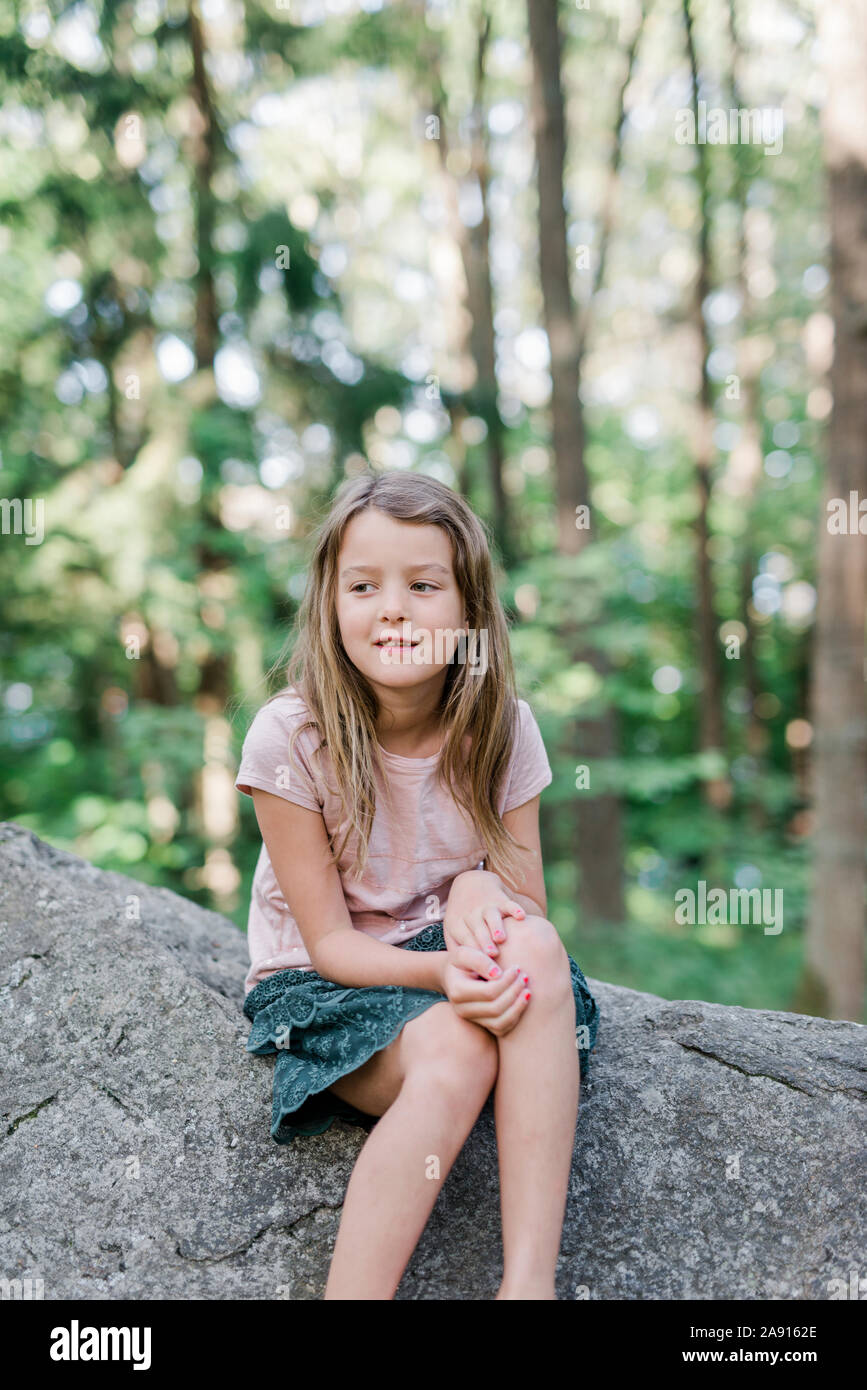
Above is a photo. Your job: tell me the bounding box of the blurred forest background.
[1,0,865,1021]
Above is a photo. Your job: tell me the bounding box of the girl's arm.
[251,788,448,992]
[449,870,545,924]
[451,794,548,921]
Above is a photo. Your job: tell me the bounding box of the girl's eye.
[349,581,438,593]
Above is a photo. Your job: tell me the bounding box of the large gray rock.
[0,821,864,1300]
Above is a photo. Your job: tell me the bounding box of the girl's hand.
[444,899,525,959]
[439,948,531,1038]
[443,877,526,960]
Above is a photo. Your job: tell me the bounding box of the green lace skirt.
[243,920,600,1145]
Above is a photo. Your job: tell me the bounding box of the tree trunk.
[188,0,219,372]
[527,0,590,557]
[727,0,766,820]
[577,0,646,361]
[186,0,239,910]
[527,0,625,923]
[419,0,515,564]
[798,0,867,1022]
[682,0,731,811]
[134,627,181,706]
[463,7,513,564]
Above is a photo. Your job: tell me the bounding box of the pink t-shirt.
[234,685,553,995]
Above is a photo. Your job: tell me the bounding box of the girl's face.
[335,508,468,692]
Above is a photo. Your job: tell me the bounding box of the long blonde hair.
[260,470,538,889]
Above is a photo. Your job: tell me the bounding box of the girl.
[234,470,599,1300]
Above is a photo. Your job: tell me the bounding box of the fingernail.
[490,965,501,978]
[524,991,531,1001]
[523,975,529,984]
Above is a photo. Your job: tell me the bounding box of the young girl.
[234,470,600,1300]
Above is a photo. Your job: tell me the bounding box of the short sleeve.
[501,699,553,814]
[234,697,323,813]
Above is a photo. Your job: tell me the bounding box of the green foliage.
[0,0,834,1015]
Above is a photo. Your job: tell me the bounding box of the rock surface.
[0,821,864,1300]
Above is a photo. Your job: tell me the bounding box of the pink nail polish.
[490,966,501,978]
[524,991,531,1001]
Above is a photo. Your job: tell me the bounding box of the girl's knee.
[502,915,571,998]
[401,1005,498,1095]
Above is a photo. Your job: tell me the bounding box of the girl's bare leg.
[490,918,579,1300]
[323,1002,498,1300]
